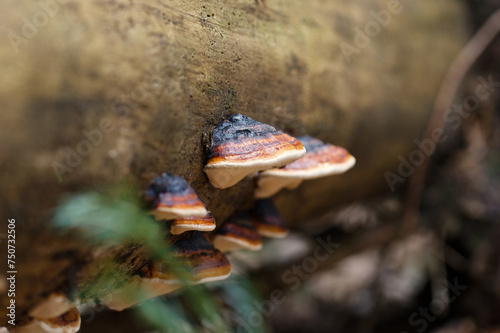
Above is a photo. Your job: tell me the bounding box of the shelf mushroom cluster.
[103,173,231,311]
[15,114,356,329]
[203,114,355,195]
[104,113,355,311]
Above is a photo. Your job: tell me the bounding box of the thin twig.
[402,9,500,232]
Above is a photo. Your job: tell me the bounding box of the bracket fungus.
[167,231,231,284]
[251,199,289,238]
[170,212,217,235]
[104,231,230,311]
[255,135,356,198]
[204,114,306,189]
[14,307,81,333]
[28,293,77,320]
[145,173,208,221]
[213,212,263,252]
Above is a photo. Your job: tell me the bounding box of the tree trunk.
[0,0,467,326]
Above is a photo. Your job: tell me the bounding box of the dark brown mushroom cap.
[171,231,231,282]
[140,231,231,283]
[213,211,263,251]
[145,173,207,220]
[204,114,306,189]
[170,212,217,235]
[251,199,288,238]
[255,136,356,198]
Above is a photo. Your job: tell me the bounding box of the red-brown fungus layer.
[145,173,205,210]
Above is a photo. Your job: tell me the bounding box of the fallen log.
[0,0,467,326]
